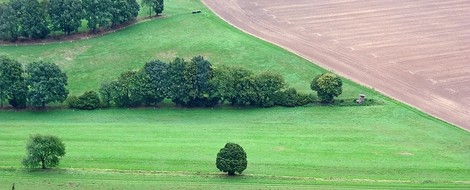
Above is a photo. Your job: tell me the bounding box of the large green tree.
[49,0,83,35]
[99,82,113,107]
[251,72,285,107]
[22,134,66,169]
[139,60,169,105]
[185,56,218,107]
[109,70,143,107]
[168,56,218,107]
[167,57,190,106]
[211,66,255,106]
[311,72,343,103]
[0,2,19,41]
[82,0,112,33]
[11,0,50,39]
[110,0,139,27]
[0,56,25,108]
[216,142,247,176]
[26,61,69,108]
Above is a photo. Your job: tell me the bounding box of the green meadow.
[0,0,469,189]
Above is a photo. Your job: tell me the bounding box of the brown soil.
[202,0,470,130]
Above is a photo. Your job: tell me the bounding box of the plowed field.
[202,0,470,130]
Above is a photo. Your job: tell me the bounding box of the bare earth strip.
[202,0,470,130]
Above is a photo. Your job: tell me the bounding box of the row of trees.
[0,56,68,108]
[84,56,315,109]
[1,55,342,109]
[0,0,162,41]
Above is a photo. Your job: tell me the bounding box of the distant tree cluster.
[0,56,69,108]
[0,0,143,41]
[92,56,315,109]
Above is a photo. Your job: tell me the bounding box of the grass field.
[1,107,470,189]
[1,0,470,189]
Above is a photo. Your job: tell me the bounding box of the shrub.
[216,142,247,176]
[67,95,79,108]
[77,91,101,110]
[274,88,315,107]
[68,91,101,110]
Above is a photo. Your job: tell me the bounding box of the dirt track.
[202,0,470,130]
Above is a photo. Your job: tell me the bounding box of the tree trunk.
[41,159,46,169]
[228,171,235,176]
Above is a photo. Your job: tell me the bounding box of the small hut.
[356,94,366,104]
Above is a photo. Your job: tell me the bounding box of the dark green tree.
[273,88,314,107]
[26,61,69,108]
[0,56,25,108]
[109,70,143,107]
[142,0,163,16]
[139,60,169,105]
[251,72,285,107]
[167,57,190,106]
[216,142,247,176]
[82,0,112,33]
[311,72,343,103]
[49,0,83,35]
[22,134,66,169]
[8,81,27,108]
[69,91,101,110]
[99,82,113,107]
[154,0,164,15]
[110,0,139,27]
[168,56,218,107]
[211,66,255,106]
[0,2,19,41]
[185,56,218,107]
[12,0,50,39]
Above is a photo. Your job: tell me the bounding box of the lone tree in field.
[216,142,247,176]
[22,134,66,169]
[311,72,342,103]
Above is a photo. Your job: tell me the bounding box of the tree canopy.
[26,61,69,108]
[13,0,50,39]
[311,72,343,103]
[142,0,164,16]
[82,0,112,33]
[49,0,83,35]
[0,2,19,41]
[0,56,25,108]
[22,134,66,169]
[216,142,247,176]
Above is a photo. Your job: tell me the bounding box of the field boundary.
[2,166,469,185]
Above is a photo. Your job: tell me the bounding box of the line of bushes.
[1,54,359,110]
[68,56,316,110]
